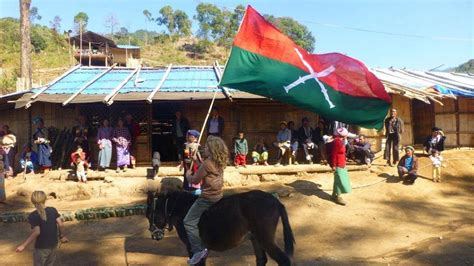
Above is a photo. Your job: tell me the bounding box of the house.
[1,64,473,167]
[70,31,141,67]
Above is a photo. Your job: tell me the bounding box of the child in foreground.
[429,149,443,182]
[16,191,68,265]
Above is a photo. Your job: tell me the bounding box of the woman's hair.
[206,136,229,169]
[31,191,47,221]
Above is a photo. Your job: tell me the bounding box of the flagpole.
[188,90,218,171]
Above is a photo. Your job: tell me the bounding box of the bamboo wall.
[435,97,474,147]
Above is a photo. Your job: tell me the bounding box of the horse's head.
[146,191,167,241]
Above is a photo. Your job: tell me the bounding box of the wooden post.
[105,42,108,67]
[79,21,83,65]
[455,99,460,147]
[88,42,92,66]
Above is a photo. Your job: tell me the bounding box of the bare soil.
[1,149,473,265]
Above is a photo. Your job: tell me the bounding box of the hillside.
[455,59,474,73]
[0,18,228,95]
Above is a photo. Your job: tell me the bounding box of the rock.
[223,172,243,187]
[103,176,114,183]
[16,187,33,198]
[73,185,92,200]
[260,174,280,182]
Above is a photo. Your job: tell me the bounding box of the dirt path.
[1,150,473,265]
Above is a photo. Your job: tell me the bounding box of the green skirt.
[333,167,352,195]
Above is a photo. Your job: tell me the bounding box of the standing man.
[384,109,404,166]
[206,108,224,137]
[171,111,190,161]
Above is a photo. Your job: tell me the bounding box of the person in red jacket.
[328,128,352,206]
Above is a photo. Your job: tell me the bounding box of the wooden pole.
[455,99,460,147]
[189,91,218,171]
[79,21,83,65]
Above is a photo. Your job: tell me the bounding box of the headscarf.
[336,127,348,137]
[187,129,200,138]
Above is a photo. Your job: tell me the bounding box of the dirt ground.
[1,149,473,265]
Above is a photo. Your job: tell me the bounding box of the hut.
[1,65,473,167]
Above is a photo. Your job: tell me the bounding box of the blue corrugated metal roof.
[116,44,140,49]
[32,65,232,95]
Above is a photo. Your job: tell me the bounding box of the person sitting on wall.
[252,138,269,166]
[287,121,299,165]
[20,144,39,175]
[351,135,375,166]
[297,117,316,164]
[424,127,446,154]
[273,121,291,166]
[397,146,418,185]
[70,146,89,183]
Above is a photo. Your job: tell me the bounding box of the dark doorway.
[412,99,434,144]
[152,103,181,162]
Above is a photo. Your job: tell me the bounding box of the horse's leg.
[175,221,193,258]
[250,234,268,266]
[261,241,290,266]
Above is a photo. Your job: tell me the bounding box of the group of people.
[383,109,446,185]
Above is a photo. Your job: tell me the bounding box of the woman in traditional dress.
[329,127,352,206]
[32,117,52,173]
[97,119,113,171]
[2,125,17,177]
[113,118,131,173]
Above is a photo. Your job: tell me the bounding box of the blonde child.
[16,191,68,265]
[429,149,443,182]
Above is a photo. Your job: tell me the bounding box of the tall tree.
[265,15,315,52]
[74,12,89,34]
[105,13,120,35]
[156,5,175,35]
[220,5,245,47]
[174,10,191,37]
[194,3,225,40]
[49,15,61,32]
[143,9,153,45]
[19,0,32,90]
[29,6,41,24]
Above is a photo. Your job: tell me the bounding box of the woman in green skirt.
[329,128,352,205]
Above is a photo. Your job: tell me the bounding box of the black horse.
[146,190,295,265]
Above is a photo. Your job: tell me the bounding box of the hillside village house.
[1,64,473,167]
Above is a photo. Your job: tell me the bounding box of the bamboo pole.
[88,42,92,66]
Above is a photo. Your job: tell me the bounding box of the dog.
[152,152,161,179]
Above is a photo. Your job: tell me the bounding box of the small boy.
[181,130,202,193]
[70,147,88,183]
[429,149,443,182]
[233,131,248,168]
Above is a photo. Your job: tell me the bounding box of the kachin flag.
[219,6,391,129]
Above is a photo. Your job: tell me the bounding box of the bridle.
[149,193,180,241]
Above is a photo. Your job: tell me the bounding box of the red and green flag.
[219,6,391,129]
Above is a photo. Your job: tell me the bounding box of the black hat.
[432,126,441,132]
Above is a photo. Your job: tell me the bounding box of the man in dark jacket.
[287,121,299,164]
[297,117,316,164]
[424,127,446,154]
[397,146,418,185]
[384,109,404,166]
[171,111,190,160]
[206,108,224,137]
[352,135,374,166]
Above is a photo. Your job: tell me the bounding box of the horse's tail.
[278,202,295,256]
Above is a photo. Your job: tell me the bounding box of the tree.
[174,10,191,37]
[265,15,315,52]
[49,15,61,32]
[105,13,119,35]
[220,4,245,47]
[143,9,153,45]
[20,0,32,89]
[74,12,89,34]
[156,5,175,35]
[29,6,41,24]
[194,3,226,40]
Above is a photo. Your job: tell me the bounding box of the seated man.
[20,144,38,174]
[397,146,418,185]
[297,117,316,164]
[424,127,446,154]
[287,121,299,164]
[273,121,291,166]
[352,135,374,166]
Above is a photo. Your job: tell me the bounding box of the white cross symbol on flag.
[283,48,336,109]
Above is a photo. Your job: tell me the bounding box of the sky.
[1,0,473,70]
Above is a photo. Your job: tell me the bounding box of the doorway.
[412,99,434,144]
[152,103,182,162]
